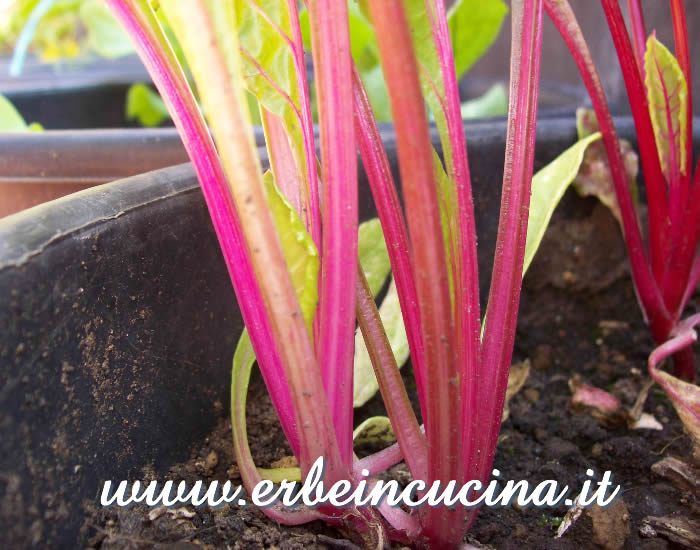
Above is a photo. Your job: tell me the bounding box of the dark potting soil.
[81,202,699,549]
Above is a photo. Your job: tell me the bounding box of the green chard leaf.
[125,83,170,127]
[523,131,602,275]
[448,0,508,78]
[231,329,302,484]
[353,218,409,408]
[230,172,318,481]
[80,0,135,59]
[353,278,409,407]
[357,218,392,297]
[352,416,396,445]
[572,108,639,227]
[234,0,311,193]
[263,170,319,332]
[644,34,689,180]
[460,83,508,120]
[353,132,614,407]
[0,94,42,132]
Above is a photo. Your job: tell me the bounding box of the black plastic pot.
[0,118,693,548]
[1,53,593,129]
[0,56,151,129]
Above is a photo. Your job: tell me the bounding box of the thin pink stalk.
[376,497,422,540]
[356,266,428,481]
[600,0,671,285]
[670,0,693,186]
[151,1,346,484]
[544,0,672,346]
[625,0,647,75]
[425,0,482,477]
[351,66,426,416]
[477,0,543,486]
[649,313,700,389]
[353,443,402,476]
[285,0,321,247]
[105,0,300,455]
[367,2,461,546]
[307,0,358,465]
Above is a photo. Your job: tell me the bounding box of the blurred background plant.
[0,0,509,127]
[0,0,134,67]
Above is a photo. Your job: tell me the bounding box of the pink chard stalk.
[543,0,699,449]
[108,0,542,547]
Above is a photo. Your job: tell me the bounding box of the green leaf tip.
[644,34,688,179]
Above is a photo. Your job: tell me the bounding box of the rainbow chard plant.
[544,0,700,452]
[105,0,543,547]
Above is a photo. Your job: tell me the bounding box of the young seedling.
[544,0,699,451]
[106,0,544,546]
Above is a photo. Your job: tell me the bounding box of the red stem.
[663,160,700,344]
[427,0,482,481]
[367,2,461,546]
[307,0,358,465]
[355,267,428,481]
[352,66,427,418]
[681,249,700,310]
[478,0,543,485]
[104,0,302,455]
[545,0,672,346]
[600,0,670,286]
[625,0,647,75]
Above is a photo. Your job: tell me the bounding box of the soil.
[81,201,699,549]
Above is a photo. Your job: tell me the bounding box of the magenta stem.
[355,266,428,481]
[600,0,670,285]
[544,0,672,345]
[478,0,543,486]
[105,0,300,454]
[351,66,427,417]
[367,1,461,545]
[625,0,647,75]
[307,0,358,466]
[427,0,482,481]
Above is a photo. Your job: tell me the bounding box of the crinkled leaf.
[572,108,639,227]
[358,218,391,297]
[352,415,396,445]
[263,170,319,331]
[644,35,688,180]
[231,330,302,484]
[0,94,41,132]
[80,0,135,59]
[353,278,409,407]
[125,83,170,127]
[460,83,508,120]
[448,0,508,78]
